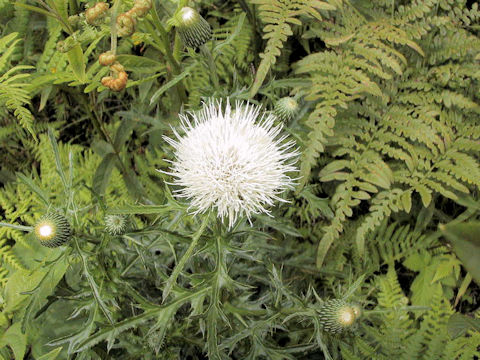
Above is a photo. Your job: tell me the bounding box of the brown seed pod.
[85,2,109,26]
[101,61,128,91]
[99,51,117,66]
[129,0,152,18]
[116,13,136,37]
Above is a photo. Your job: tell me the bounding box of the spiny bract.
[162,101,298,228]
[33,212,72,248]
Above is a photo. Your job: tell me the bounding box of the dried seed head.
[85,2,109,26]
[99,51,117,66]
[129,0,152,18]
[116,13,137,37]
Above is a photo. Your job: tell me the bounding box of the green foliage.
[0,33,35,136]
[0,0,479,358]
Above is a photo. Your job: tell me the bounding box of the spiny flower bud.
[56,37,77,53]
[170,7,212,49]
[85,2,109,26]
[99,51,117,66]
[274,97,299,122]
[116,13,136,37]
[34,213,72,248]
[104,215,128,235]
[318,299,357,334]
[128,0,152,18]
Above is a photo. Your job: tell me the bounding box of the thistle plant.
[0,0,479,359]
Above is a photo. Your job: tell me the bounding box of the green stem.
[150,1,187,104]
[162,214,211,302]
[200,44,220,92]
[0,222,33,232]
[110,0,121,54]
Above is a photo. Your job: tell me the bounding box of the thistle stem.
[0,222,33,232]
[162,214,211,302]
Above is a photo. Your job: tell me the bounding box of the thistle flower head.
[162,101,298,228]
[104,214,128,235]
[34,213,72,248]
[169,7,212,48]
[318,299,358,334]
[274,97,299,122]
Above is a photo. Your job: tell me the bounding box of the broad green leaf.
[440,222,480,284]
[0,323,26,359]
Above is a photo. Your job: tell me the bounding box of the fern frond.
[249,0,336,96]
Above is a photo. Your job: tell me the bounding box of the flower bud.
[104,215,128,235]
[116,13,136,37]
[34,213,72,248]
[85,2,109,26]
[68,15,81,28]
[274,97,299,122]
[318,299,357,334]
[171,7,212,48]
[56,37,77,53]
[99,51,117,66]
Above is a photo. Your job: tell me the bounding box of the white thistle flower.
[161,101,299,228]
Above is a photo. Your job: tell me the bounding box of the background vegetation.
[0,0,479,359]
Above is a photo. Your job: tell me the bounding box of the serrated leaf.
[36,347,63,360]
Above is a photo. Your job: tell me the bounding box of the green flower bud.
[68,15,81,28]
[171,7,212,49]
[274,97,299,122]
[318,299,357,334]
[56,36,77,53]
[34,213,72,248]
[104,214,128,236]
